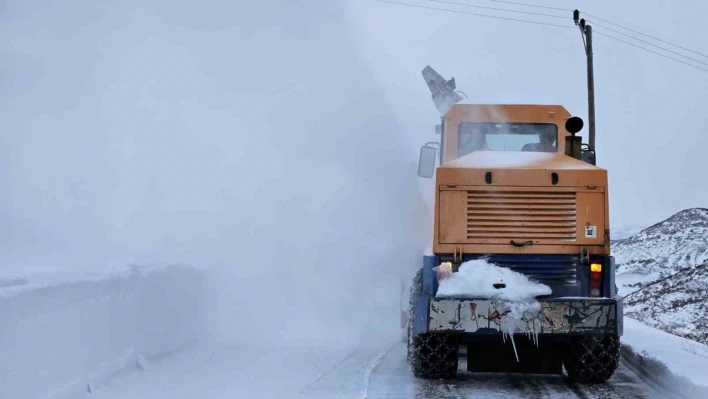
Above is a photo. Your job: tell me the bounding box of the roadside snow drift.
[622,317,708,389]
[0,265,206,399]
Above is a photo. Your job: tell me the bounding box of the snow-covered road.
[365,343,681,399]
[91,338,701,399]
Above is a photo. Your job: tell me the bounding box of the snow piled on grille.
[435,259,552,360]
[435,259,551,300]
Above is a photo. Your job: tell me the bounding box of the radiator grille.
[466,191,577,242]
[465,256,579,286]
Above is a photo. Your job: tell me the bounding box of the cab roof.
[441,151,605,171]
[444,104,573,123]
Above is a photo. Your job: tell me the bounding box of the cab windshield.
[457,122,558,157]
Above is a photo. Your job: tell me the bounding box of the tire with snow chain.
[410,333,459,379]
[406,269,459,379]
[406,269,423,365]
[564,335,620,383]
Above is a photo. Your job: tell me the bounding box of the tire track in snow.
[363,342,683,399]
[297,340,400,398]
[360,342,399,399]
[518,373,569,399]
[300,340,682,399]
[565,380,593,399]
[502,372,526,391]
[300,349,359,393]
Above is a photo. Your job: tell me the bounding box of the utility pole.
[585,24,595,152]
[574,10,595,152]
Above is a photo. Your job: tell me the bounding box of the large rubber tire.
[564,335,620,383]
[407,269,459,379]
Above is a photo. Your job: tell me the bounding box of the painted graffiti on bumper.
[428,298,620,334]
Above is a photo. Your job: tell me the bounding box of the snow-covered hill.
[623,263,708,345]
[614,208,708,345]
[614,208,708,279]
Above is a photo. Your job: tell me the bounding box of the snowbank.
[0,265,206,399]
[622,317,708,389]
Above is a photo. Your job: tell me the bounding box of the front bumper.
[418,296,623,336]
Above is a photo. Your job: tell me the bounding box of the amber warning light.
[436,262,453,280]
[590,263,602,297]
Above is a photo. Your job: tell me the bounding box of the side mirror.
[418,144,439,178]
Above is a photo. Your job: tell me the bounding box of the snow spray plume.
[1,0,426,348]
[195,1,429,347]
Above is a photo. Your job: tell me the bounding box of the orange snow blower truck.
[407,66,621,382]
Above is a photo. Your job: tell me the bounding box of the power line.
[425,0,566,19]
[593,30,708,73]
[478,0,572,12]
[584,12,708,59]
[587,20,708,67]
[374,0,708,73]
[374,0,575,29]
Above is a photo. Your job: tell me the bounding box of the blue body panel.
[412,255,439,335]
[413,296,429,335]
[422,255,439,296]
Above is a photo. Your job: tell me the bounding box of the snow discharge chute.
[422,65,465,116]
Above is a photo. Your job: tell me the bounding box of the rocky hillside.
[614,208,708,345]
[614,208,708,278]
[622,263,708,344]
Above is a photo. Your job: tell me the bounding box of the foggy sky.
[2,0,706,344]
[5,0,704,267]
[349,0,708,229]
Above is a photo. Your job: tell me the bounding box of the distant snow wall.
[0,265,206,399]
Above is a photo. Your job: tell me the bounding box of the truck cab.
[422,103,612,297]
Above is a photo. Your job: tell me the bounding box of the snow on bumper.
[427,297,623,335]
